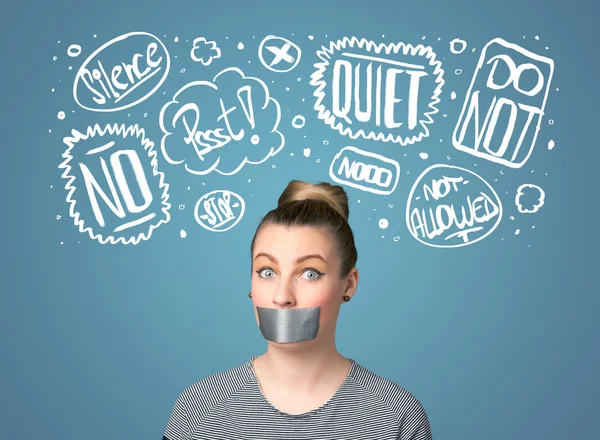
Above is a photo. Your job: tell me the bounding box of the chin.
[269,337,317,346]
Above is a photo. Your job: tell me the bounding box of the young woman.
[162,179,432,440]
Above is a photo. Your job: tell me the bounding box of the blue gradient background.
[2,0,598,439]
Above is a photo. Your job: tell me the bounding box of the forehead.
[253,224,336,261]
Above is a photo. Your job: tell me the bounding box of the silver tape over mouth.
[256,306,321,343]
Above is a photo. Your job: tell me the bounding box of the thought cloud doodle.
[329,145,400,195]
[73,32,170,112]
[515,183,545,213]
[194,190,245,232]
[159,67,285,175]
[406,164,502,248]
[310,37,444,145]
[452,38,554,168]
[58,123,171,245]
[190,37,221,65]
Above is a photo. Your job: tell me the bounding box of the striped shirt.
[162,354,432,440]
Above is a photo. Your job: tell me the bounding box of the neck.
[255,338,350,393]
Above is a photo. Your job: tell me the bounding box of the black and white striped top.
[162,355,432,440]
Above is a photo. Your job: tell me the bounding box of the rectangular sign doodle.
[452,38,554,168]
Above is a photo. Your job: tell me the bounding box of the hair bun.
[277,180,349,221]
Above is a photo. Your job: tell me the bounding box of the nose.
[271,275,297,308]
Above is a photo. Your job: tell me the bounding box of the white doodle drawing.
[329,145,400,195]
[159,67,285,176]
[452,38,554,168]
[548,139,555,150]
[515,183,545,213]
[449,38,467,55]
[310,37,444,145]
[58,123,170,245]
[258,35,301,72]
[406,164,502,248]
[291,115,305,128]
[67,44,82,57]
[190,37,221,65]
[194,190,245,232]
[73,32,170,112]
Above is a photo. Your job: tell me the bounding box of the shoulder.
[350,362,430,428]
[176,360,254,420]
[164,360,254,440]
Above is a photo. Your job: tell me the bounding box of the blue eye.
[255,268,324,280]
[257,268,275,278]
[302,269,322,280]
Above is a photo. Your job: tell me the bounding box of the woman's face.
[251,223,356,348]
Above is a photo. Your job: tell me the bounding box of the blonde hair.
[251,180,358,278]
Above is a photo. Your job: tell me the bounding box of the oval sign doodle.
[194,190,245,232]
[73,31,170,112]
[406,164,502,248]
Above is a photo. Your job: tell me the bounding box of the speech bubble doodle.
[406,164,502,248]
[73,32,170,112]
[329,145,400,195]
[159,67,285,176]
[310,37,444,145]
[194,190,245,232]
[190,37,221,65]
[452,38,554,168]
[515,183,545,213]
[58,123,171,245]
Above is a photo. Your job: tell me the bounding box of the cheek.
[306,288,340,313]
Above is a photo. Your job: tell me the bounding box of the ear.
[344,267,359,296]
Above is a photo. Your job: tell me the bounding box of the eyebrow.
[253,253,327,264]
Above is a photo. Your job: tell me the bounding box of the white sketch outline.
[405,164,502,248]
[515,183,545,213]
[449,38,467,55]
[67,44,82,57]
[190,37,221,65]
[310,37,445,145]
[73,31,170,112]
[58,123,171,245]
[291,115,306,128]
[194,189,245,232]
[258,35,301,73]
[159,66,285,176]
[329,145,400,195]
[451,37,554,168]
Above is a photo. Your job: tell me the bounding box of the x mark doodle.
[258,36,301,72]
[266,43,295,66]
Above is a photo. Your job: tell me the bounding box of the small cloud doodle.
[515,183,545,214]
[190,37,221,66]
